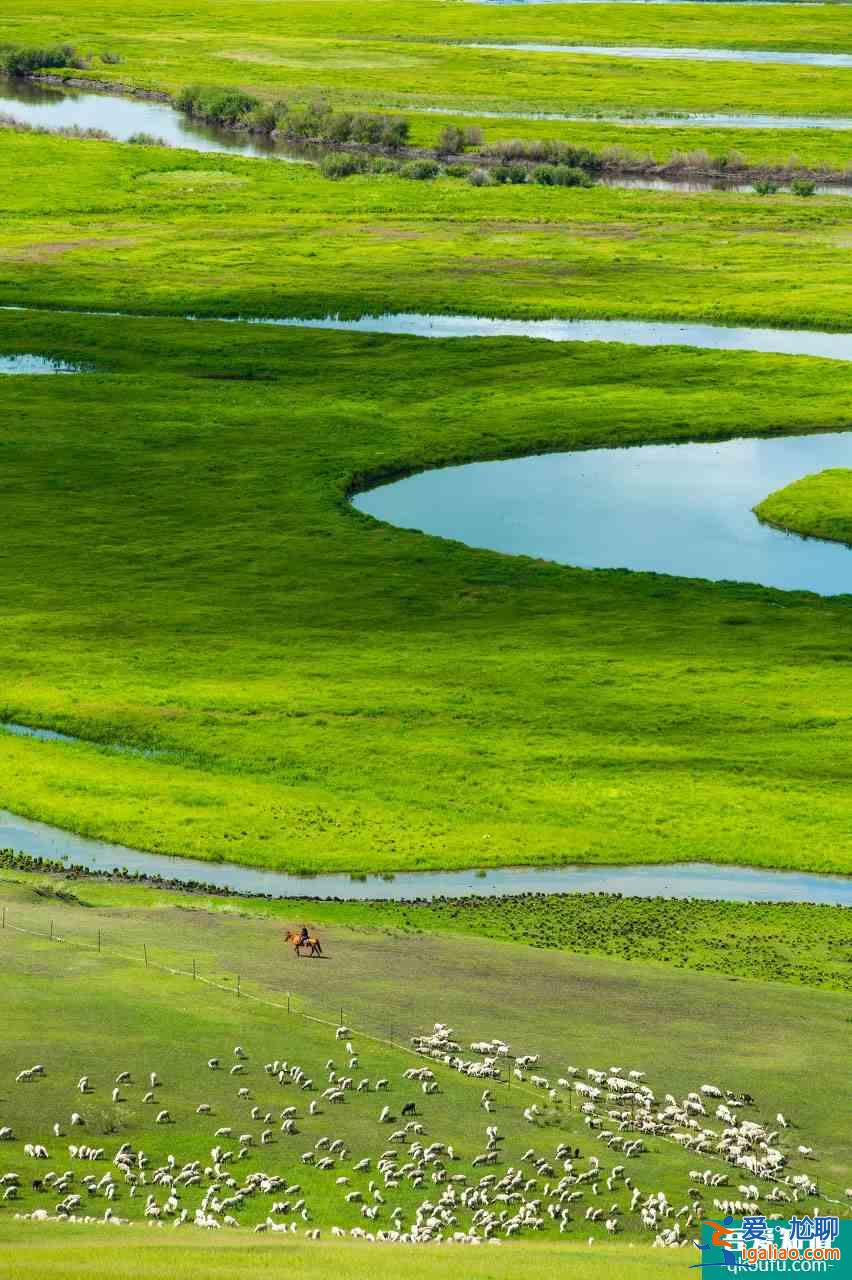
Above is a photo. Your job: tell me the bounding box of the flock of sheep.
[2,1019,848,1248]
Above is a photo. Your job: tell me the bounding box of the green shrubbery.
[436,124,484,155]
[791,177,817,197]
[399,158,441,180]
[485,137,602,172]
[534,163,595,188]
[0,43,83,76]
[175,83,260,125]
[174,86,410,151]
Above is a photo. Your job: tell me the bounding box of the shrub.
[753,180,779,196]
[436,124,467,155]
[126,132,168,146]
[379,117,409,150]
[100,51,123,65]
[493,162,527,185]
[535,163,593,188]
[175,84,260,125]
[463,126,484,148]
[370,156,401,174]
[0,43,82,76]
[350,113,385,145]
[242,103,278,133]
[320,152,367,179]
[467,167,494,187]
[321,111,355,143]
[399,158,441,180]
[791,178,816,197]
[443,163,471,179]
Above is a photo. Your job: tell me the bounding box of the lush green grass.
[1,130,852,330]
[2,864,849,993]
[1,304,852,872]
[403,113,852,174]
[4,0,852,124]
[755,469,852,546]
[0,1229,685,1280]
[0,887,849,1207]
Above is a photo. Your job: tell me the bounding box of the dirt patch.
[3,237,136,263]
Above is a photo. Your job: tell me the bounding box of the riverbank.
[1,858,848,989]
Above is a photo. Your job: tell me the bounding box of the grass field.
[4,0,852,124]
[2,130,852,329]
[0,1230,686,1280]
[2,865,849,992]
[1,302,852,872]
[755,470,852,546]
[0,891,848,1225]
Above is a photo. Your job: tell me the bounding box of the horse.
[285,929,323,958]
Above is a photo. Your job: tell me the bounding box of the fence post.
[1,906,5,929]
[287,992,291,1015]
[340,1006,343,1027]
[143,944,148,969]
[192,958,196,980]
[236,975,240,999]
[50,919,54,941]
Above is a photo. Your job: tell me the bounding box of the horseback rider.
[298,925,310,946]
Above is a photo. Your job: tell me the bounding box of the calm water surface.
[356,432,852,595]
[0,809,847,904]
[0,353,84,373]
[0,78,308,161]
[465,42,852,66]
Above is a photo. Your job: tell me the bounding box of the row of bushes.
[175,85,410,149]
[0,43,83,76]
[320,151,596,188]
[482,136,603,172]
[0,43,124,76]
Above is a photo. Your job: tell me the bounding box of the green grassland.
[0,1232,686,1280]
[4,0,852,123]
[1,131,852,330]
[755,470,852,546]
[1,300,852,872]
[401,114,852,173]
[2,863,849,991]
[0,891,848,1218]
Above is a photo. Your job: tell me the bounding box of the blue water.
[355,432,852,596]
[464,42,852,66]
[0,354,84,374]
[0,808,847,903]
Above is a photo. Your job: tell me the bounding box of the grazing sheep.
[155,1111,171,1125]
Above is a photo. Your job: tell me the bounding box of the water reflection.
[355,432,852,595]
[465,42,852,67]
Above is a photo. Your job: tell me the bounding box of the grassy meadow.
[1,130,852,329]
[0,886,849,1195]
[3,0,852,124]
[0,1231,686,1280]
[2,862,849,991]
[755,470,852,546]
[1,303,852,871]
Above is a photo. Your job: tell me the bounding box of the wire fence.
[0,897,529,1096]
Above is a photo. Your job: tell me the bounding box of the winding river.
[3,75,852,141]
[1,806,849,904]
[3,69,852,903]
